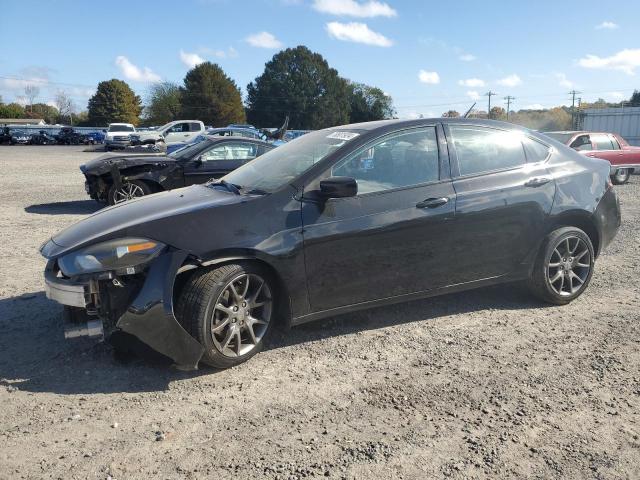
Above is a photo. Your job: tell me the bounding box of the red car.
[544,131,640,184]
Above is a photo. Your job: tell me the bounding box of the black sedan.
[41,119,621,370]
[81,136,275,205]
[29,130,57,145]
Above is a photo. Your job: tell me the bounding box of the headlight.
[58,238,165,276]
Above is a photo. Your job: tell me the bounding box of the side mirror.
[194,155,203,166]
[102,129,107,133]
[319,176,357,199]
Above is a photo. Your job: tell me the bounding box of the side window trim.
[444,123,528,179]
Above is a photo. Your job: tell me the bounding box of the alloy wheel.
[547,235,591,296]
[209,273,273,357]
[112,182,146,204]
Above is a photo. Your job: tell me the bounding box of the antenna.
[463,102,476,118]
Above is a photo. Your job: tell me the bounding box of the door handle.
[524,177,551,187]
[416,197,449,209]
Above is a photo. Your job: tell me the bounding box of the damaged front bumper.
[43,249,205,370]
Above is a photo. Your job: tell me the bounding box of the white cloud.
[497,74,522,87]
[608,91,625,100]
[179,50,205,69]
[578,48,640,75]
[115,56,161,82]
[326,21,393,47]
[556,73,573,88]
[467,90,481,100]
[595,21,619,30]
[459,53,476,62]
[245,31,283,49]
[418,70,440,84]
[524,104,545,110]
[312,0,396,17]
[458,78,485,88]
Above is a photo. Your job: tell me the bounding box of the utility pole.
[485,91,497,119]
[504,96,515,121]
[569,90,581,129]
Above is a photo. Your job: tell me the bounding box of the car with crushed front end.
[81,136,275,205]
[41,118,621,370]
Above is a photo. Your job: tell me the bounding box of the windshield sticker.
[327,131,360,141]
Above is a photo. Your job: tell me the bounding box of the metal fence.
[580,107,640,146]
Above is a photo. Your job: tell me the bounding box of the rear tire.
[528,227,595,305]
[611,168,631,185]
[175,263,276,369]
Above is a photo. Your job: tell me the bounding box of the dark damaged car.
[81,136,275,205]
[41,119,621,370]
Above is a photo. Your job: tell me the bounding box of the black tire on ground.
[528,226,595,305]
[611,168,632,185]
[107,179,152,205]
[175,263,276,369]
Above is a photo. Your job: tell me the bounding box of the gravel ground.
[0,146,639,480]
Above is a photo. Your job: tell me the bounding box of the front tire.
[108,180,151,205]
[175,263,276,369]
[611,168,631,185]
[528,227,595,305]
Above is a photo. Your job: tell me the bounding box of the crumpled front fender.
[116,250,204,370]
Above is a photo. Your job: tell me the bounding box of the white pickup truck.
[130,120,206,146]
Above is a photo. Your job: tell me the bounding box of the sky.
[2,0,640,119]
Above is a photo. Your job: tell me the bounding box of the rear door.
[583,133,627,167]
[445,124,556,284]
[183,140,261,184]
[301,125,457,312]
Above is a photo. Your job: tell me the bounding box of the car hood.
[80,153,175,175]
[41,185,243,258]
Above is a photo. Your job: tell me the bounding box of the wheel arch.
[547,210,601,257]
[173,251,293,329]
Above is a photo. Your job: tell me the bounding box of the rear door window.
[449,126,526,176]
[591,134,615,151]
[189,122,201,132]
[523,137,550,163]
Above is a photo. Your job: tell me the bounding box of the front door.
[183,140,260,184]
[302,126,457,312]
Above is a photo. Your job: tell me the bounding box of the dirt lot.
[0,145,638,480]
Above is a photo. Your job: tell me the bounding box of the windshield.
[221,129,360,193]
[542,132,573,144]
[108,125,135,132]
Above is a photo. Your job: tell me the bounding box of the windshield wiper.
[208,179,241,195]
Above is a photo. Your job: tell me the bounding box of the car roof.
[109,123,134,126]
[330,118,536,132]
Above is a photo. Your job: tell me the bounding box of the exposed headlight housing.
[58,238,165,277]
